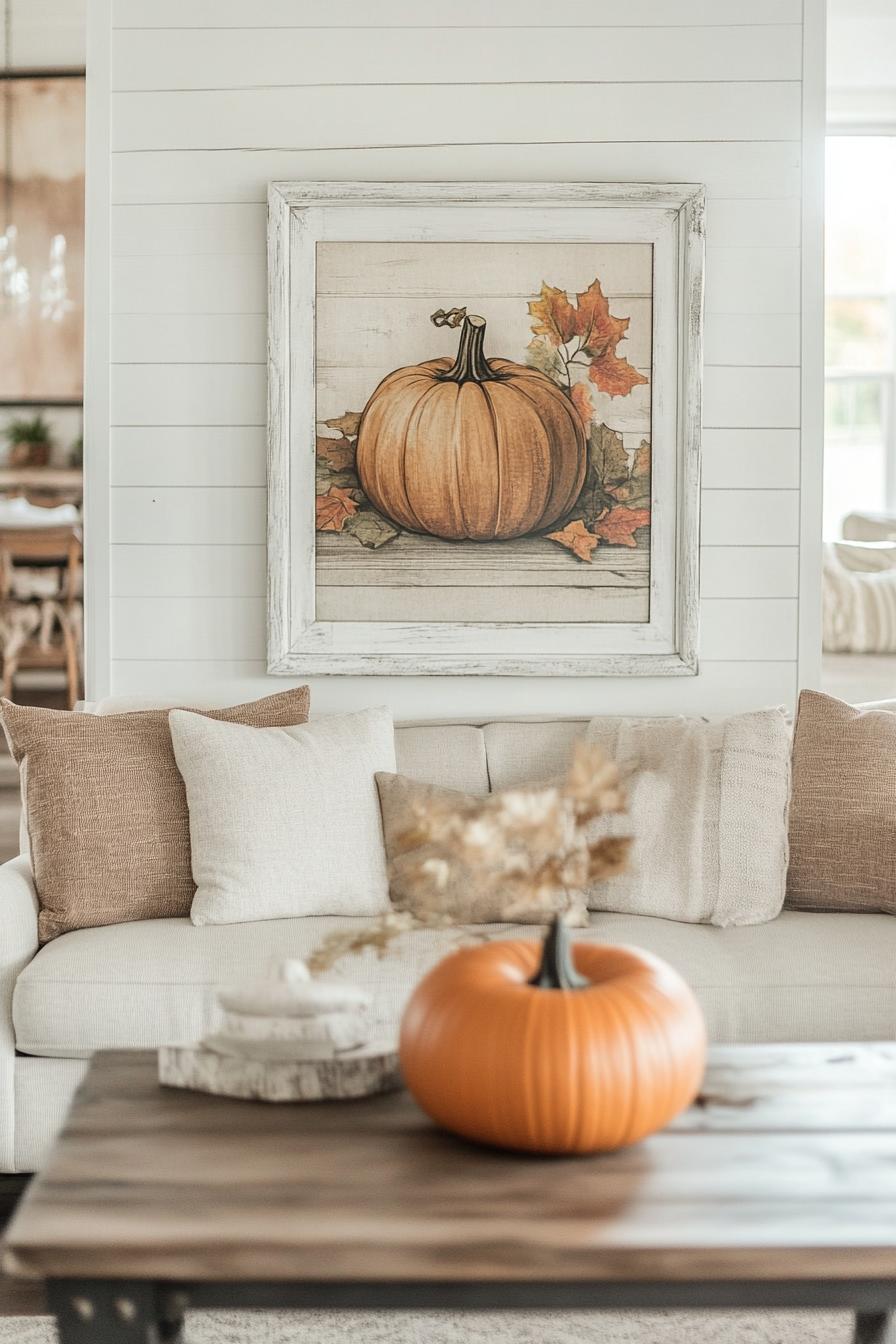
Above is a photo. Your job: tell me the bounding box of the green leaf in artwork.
[525,336,564,383]
[631,438,650,482]
[547,424,628,535]
[609,438,651,509]
[316,462,359,494]
[589,424,630,489]
[344,506,400,549]
[568,467,615,532]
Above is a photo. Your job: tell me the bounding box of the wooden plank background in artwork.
[315,535,650,624]
[315,240,652,627]
[97,0,822,715]
[7,1043,896,1282]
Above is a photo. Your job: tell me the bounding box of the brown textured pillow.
[375,772,587,927]
[2,688,310,941]
[786,690,896,914]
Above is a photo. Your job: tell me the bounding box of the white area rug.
[0,1309,856,1343]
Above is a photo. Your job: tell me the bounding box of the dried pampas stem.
[309,743,631,973]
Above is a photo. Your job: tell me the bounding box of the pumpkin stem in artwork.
[436,313,501,384]
[528,915,590,990]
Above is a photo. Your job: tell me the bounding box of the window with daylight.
[824,136,896,539]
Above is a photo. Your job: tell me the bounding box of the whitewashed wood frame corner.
[266,181,704,677]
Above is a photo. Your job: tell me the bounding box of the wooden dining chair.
[0,524,83,708]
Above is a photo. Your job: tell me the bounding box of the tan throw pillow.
[786,690,896,914]
[375,772,588,927]
[2,687,310,941]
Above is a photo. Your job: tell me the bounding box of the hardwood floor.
[0,1185,44,1316]
[0,1270,45,1316]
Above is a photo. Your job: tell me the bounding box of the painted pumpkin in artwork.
[399,918,707,1155]
[356,312,587,542]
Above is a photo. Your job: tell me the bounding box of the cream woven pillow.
[170,707,396,925]
[584,709,791,926]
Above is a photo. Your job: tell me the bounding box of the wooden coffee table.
[5,1045,896,1343]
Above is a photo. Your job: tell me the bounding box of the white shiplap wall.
[2,0,86,68]
[91,0,824,719]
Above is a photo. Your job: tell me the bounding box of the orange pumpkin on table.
[356,311,587,542]
[399,918,707,1155]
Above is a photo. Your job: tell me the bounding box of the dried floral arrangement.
[315,275,650,564]
[308,743,631,974]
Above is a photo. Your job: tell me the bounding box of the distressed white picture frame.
[267,181,704,677]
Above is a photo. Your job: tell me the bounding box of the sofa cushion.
[394,725,489,794]
[483,719,587,790]
[14,910,896,1059]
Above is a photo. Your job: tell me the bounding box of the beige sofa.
[2,696,895,1174]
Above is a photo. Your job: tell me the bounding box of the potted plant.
[3,413,54,468]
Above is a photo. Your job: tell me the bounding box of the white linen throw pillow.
[169,706,396,926]
[584,709,791,926]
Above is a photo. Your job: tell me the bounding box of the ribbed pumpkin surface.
[399,939,707,1155]
[356,358,586,542]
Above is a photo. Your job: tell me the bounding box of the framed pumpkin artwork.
[267,182,704,676]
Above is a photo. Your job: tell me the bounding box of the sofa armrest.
[0,856,38,1169]
[0,855,39,1035]
[0,856,39,986]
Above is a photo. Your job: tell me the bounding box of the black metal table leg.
[42,1278,896,1344]
[48,1280,184,1344]
[855,1311,896,1344]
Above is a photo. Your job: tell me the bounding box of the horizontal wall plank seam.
[103,657,800,665]
[110,79,804,93]
[111,139,803,154]
[111,23,804,31]
[107,196,804,207]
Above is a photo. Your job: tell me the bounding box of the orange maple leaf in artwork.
[323,411,362,439]
[576,277,648,397]
[315,486,359,533]
[528,274,649,400]
[593,506,650,548]
[574,277,630,354]
[570,381,594,435]
[528,282,578,346]
[587,349,648,398]
[546,519,599,563]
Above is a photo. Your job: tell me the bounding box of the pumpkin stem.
[528,915,589,990]
[436,313,500,384]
